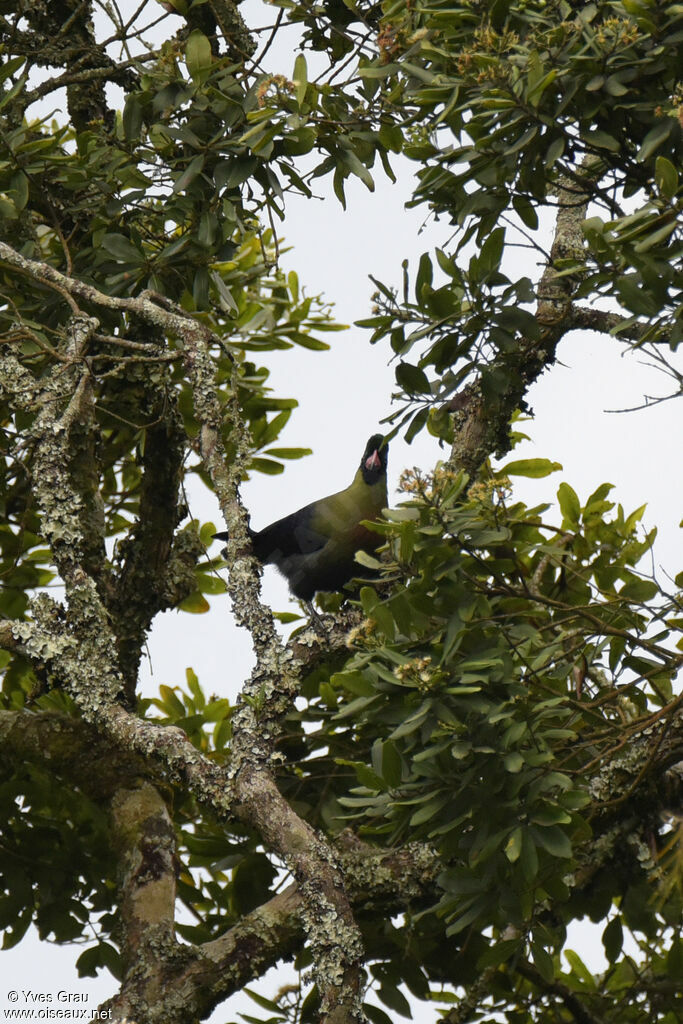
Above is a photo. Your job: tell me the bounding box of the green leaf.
[331,670,374,697]
[339,759,385,791]
[667,935,683,978]
[533,825,572,858]
[293,52,308,105]
[602,916,623,963]
[379,123,403,152]
[195,572,226,595]
[532,942,555,982]
[620,578,658,602]
[415,251,433,296]
[0,74,27,112]
[76,942,120,979]
[513,194,539,230]
[263,447,313,460]
[520,831,539,881]
[249,457,284,475]
[123,96,143,142]
[502,459,562,478]
[0,56,26,85]
[564,950,598,990]
[396,362,431,395]
[479,227,505,274]
[505,827,523,862]
[406,406,429,442]
[655,156,678,199]
[528,68,557,106]
[202,698,231,722]
[378,982,411,1017]
[173,154,205,193]
[338,146,374,191]
[637,120,672,162]
[355,549,384,570]
[364,1004,394,1024]
[158,685,186,717]
[633,219,677,253]
[605,73,629,97]
[478,938,520,969]
[289,331,331,351]
[244,987,284,1014]
[185,30,212,82]
[587,129,620,152]
[530,804,571,826]
[585,74,604,91]
[101,233,145,264]
[494,306,541,336]
[377,740,402,787]
[504,752,524,773]
[215,157,258,189]
[178,592,211,614]
[558,482,581,526]
[410,793,449,826]
[185,667,204,707]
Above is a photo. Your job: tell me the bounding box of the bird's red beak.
[365,449,381,471]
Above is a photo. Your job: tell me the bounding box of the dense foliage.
[0,2,681,1023]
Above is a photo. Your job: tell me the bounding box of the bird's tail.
[213,528,256,546]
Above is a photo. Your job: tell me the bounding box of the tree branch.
[0,708,147,798]
[571,305,648,344]
[107,783,182,1019]
[447,159,601,478]
[516,959,605,1024]
[0,239,368,1022]
[183,331,367,1022]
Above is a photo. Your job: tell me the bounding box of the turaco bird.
[214,434,388,601]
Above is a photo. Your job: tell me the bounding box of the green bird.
[214,434,388,601]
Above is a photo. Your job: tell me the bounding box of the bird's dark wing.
[251,502,328,560]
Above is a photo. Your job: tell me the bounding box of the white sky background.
[3,1,682,1021]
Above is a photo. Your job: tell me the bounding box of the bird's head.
[360,434,388,486]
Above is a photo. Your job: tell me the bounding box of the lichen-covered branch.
[2,675,679,1022]
[182,318,367,1023]
[7,602,233,803]
[0,698,440,1022]
[179,0,257,60]
[0,238,367,1022]
[106,782,181,1020]
[21,0,117,132]
[0,708,147,797]
[570,305,649,343]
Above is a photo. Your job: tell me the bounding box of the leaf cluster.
[272,464,682,1016]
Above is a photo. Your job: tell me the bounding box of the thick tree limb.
[107,783,181,1017]
[21,0,116,132]
[0,709,149,798]
[183,313,367,1023]
[0,239,367,1023]
[0,701,440,1023]
[571,305,649,343]
[1,683,679,1022]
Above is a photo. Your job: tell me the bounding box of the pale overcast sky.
[4,1,681,1021]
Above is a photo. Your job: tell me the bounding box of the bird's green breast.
[249,450,388,601]
[311,468,386,547]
